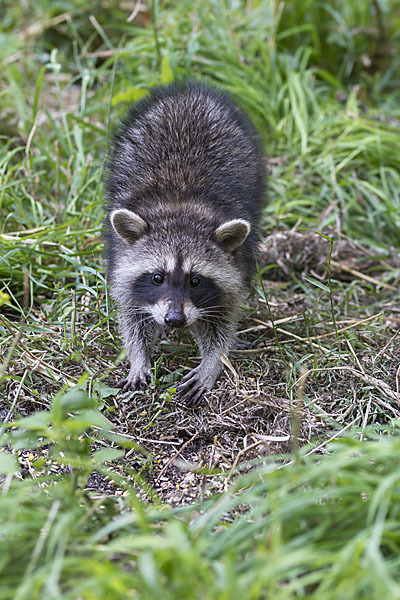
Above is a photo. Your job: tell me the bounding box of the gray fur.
[104,81,266,404]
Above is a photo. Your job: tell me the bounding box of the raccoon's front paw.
[177,366,216,406]
[117,371,151,392]
[177,368,206,405]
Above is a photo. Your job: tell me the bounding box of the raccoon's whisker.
[195,297,224,308]
[197,302,226,308]
[197,314,229,325]
[197,318,220,327]
[198,313,226,322]
[196,305,226,314]
[198,308,227,317]
[126,306,153,314]
[198,306,226,313]
[126,310,152,318]
[126,313,154,323]
[199,306,226,313]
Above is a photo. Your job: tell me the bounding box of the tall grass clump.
[2,386,400,599]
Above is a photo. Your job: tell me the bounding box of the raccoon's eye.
[152,273,165,285]
[190,275,201,288]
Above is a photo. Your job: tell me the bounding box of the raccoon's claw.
[182,387,205,406]
[177,383,205,406]
[177,368,207,405]
[117,371,151,392]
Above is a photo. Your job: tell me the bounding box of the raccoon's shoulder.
[118,80,253,131]
[105,80,266,220]
[114,80,261,154]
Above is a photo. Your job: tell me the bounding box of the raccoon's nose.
[164,311,187,328]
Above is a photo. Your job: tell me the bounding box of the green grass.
[1,0,400,597]
[2,389,400,599]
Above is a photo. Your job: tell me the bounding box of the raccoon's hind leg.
[177,319,236,405]
[118,314,156,392]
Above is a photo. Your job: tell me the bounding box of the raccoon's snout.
[164,309,187,328]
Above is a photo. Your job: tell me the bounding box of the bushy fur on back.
[104,80,266,404]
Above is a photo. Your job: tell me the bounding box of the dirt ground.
[2,231,399,505]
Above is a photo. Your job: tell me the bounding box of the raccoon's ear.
[215,219,251,252]
[110,209,148,245]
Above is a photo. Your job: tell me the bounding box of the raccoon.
[105,81,265,405]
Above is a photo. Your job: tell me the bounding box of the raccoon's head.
[109,208,250,328]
